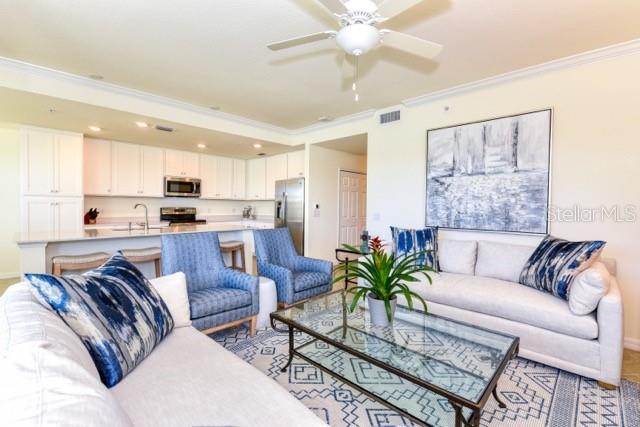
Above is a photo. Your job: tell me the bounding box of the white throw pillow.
[438,240,477,275]
[475,241,537,283]
[568,261,611,315]
[0,344,132,427]
[150,272,192,328]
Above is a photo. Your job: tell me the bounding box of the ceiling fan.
[267,0,443,101]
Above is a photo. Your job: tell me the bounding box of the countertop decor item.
[84,208,99,225]
[333,236,433,325]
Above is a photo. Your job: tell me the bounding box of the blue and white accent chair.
[161,232,259,335]
[254,228,333,307]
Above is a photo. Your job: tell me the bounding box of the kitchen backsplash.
[85,196,274,223]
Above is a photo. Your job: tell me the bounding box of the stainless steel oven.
[164,176,201,198]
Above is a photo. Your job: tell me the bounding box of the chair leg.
[249,316,257,337]
[597,381,617,390]
[154,259,161,278]
[240,248,246,273]
[231,250,237,270]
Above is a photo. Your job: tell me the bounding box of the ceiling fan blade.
[379,30,443,58]
[267,31,337,51]
[377,0,423,19]
[315,0,347,15]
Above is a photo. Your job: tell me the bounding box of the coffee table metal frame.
[270,290,519,427]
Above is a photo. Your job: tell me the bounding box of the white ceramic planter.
[367,294,397,327]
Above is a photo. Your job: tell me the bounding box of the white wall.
[0,126,20,278]
[306,145,367,262]
[302,52,640,347]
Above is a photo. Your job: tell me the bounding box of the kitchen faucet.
[134,203,149,232]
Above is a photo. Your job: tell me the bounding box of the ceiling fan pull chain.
[354,54,359,102]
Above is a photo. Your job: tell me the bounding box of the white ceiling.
[0,87,297,159]
[0,0,639,129]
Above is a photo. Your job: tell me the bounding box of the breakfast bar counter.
[16,221,273,277]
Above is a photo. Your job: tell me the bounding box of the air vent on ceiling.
[379,110,401,125]
[155,125,175,133]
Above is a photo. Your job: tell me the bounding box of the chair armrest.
[218,269,259,314]
[257,261,294,305]
[597,276,624,385]
[294,256,333,276]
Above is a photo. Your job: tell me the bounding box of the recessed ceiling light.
[88,74,104,80]
[209,106,220,111]
[318,116,334,122]
[197,143,207,149]
[135,121,149,128]
[88,126,101,132]
[253,143,263,148]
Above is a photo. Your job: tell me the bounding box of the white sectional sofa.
[0,282,327,427]
[401,239,624,386]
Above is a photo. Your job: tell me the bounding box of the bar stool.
[220,241,246,272]
[52,252,111,275]
[120,247,162,277]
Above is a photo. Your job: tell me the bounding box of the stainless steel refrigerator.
[274,178,305,255]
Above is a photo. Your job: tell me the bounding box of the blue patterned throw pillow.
[519,236,606,300]
[390,226,439,270]
[27,253,174,387]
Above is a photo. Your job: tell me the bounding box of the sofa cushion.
[111,327,327,427]
[475,240,537,282]
[408,272,598,340]
[27,253,174,387]
[0,283,99,378]
[189,288,252,319]
[150,273,191,328]
[519,235,606,300]
[438,240,477,275]
[0,344,132,427]
[568,262,611,315]
[293,271,331,292]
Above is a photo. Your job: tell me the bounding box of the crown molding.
[0,56,291,136]
[402,38,640,108]
[290,108,376,135]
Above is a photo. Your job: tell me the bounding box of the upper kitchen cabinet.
[84,138,113,196]
[21,127,83,197]
[246,158,266,200]
[85,140,164,198]
[139,146,164,197]
[165,149,200,178]
[287,150,305,178]
[200,155,235,199]
[232,159,246,200]
[265,154,287,199]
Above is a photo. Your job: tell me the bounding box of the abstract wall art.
[426,109,552,234]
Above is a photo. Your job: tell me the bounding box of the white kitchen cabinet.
[287,150,305,178]
[21,127,83,197]
[84,139,113,196]
[165,149,200,178]
[112,142,140,196]
[199,154,218,199]
[232,159,246,199]
[140,146,164,197]
[216,156,233,199]
[265,154,287,199]
[246,158,266,200]
[21,196,83,235]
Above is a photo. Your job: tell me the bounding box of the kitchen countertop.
[16,221,273,245]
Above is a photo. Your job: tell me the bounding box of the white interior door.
[339,171,367,247]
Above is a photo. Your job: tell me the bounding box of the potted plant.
[334,236,434,326]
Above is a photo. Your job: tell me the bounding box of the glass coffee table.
[270,290,519,427]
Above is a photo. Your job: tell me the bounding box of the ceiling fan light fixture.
[336,23,380,56]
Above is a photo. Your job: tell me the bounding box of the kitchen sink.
[111,224,170,231]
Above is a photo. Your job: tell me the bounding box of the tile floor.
[0,275,638,384]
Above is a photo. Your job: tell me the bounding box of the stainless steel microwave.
[164,176,201,198]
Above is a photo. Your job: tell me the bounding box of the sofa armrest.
[597,276,624,385]
[294,256,333,276]
[218,269,260,314]
[257,261,294,305]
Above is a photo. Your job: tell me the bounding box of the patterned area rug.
[211,327,640,427]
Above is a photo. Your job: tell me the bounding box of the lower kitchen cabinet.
[21,196,83,235]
